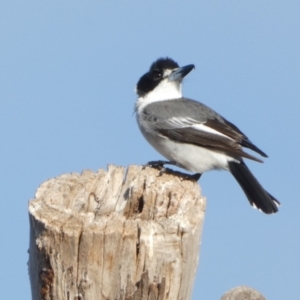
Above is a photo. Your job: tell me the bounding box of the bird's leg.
[144,160,202,181]
[144,160,178,176]
[146,160,178,169]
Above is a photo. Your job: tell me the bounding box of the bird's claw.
[143,160,202,181]
[188,173,202,181]
[145,160,177,169]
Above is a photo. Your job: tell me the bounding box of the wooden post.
[28,165,206,300]
[221,286,266,300]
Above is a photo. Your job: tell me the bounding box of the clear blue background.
[1,1,299,299]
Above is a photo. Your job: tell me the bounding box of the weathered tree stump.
[221,286,266,300]
[28,165,206,300]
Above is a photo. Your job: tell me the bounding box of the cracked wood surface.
[221,286,266,300]
[28,165,205,300]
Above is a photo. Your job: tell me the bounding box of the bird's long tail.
[228,160,280,214]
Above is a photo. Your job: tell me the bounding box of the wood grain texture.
[28,165,205,300]
[221,286,266,300]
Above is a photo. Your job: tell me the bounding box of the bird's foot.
[143,161,202,181]
[188,173,202,181]
[145,160,177,169]
[144,160,177,176]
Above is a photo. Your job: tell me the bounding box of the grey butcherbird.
[135,57,280,214]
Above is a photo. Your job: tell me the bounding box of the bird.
[135,57,280,214]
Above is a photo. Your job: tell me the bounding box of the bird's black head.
[136,57,180,97]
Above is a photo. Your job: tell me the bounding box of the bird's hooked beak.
[168,64,195,82]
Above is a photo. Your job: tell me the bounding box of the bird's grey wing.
[142,99,266,162]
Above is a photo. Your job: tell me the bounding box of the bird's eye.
[152,70,162,81]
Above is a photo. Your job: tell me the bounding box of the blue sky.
[1,1,299,299]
